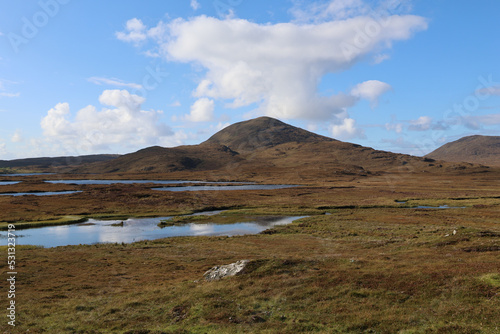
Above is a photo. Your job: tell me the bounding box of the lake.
[1,214,304,248]
[45,179,224,185]
[0,181,20,185]
[0,191,82,196]
[0,173,54,177]
[154,184,298,192]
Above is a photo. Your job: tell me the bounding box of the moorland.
[0,117,499,333]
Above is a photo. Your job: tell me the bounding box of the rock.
[203,260,249,281]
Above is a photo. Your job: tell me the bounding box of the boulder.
[203,260,249,281]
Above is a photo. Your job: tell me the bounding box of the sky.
[0,0,499,160]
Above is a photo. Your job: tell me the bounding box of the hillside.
[0,154,120,171]
[67,117,485,177]
[71,144,242,174]
[426,135,500,167]
[205,117,335,152]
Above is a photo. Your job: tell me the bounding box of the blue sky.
[0,0,499,159]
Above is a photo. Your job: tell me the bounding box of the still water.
[45,180,220,185]
[0,173,54,177]
[0,182,19,185]
[1,215,304,248]
[0,191,82,196]
[154,184,297,192]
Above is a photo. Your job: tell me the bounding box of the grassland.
[0,170,499,333]
[0,205,499,333]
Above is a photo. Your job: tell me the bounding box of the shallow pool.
[1,214,305,248]
[154,184,298,192]
[0,191,82,196]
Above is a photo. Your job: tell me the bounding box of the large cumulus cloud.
[41,90,174,152]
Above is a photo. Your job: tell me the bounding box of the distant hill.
[426,135,500,167]
[0,154,120,170]
[68,117,485,178]
[73,144,242,173]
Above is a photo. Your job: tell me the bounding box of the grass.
[0,170,499,332]
[2,205,498,333]
[0,215,87,230]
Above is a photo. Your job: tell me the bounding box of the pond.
[414,205,466,209]
[45,180,248,185]
[0,173,54,177]
[154,184,298,192]
[1,214,305,248]
[0,191,82,197]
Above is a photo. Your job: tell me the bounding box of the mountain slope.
[0,154,120,170]
[67,117,485,176]
[426,135,500,166]
[71,144,242,174]
[204,116,335,152]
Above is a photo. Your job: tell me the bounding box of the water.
[414,205,466,209]
[0,191,82,197]
[154,184,298,192]
[45,180,247,185]
[0,182,19,185]
[0,173,54,177]
[397,201,466,209]
[1,214,304,248]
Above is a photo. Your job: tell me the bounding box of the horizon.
[0,115,497,161]
[1,0,499,159]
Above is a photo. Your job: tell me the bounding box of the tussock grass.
[0,215,87,230]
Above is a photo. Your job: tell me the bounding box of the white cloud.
[408,116,432,131]
[0,142,6,156]
[118,12,426,121]
[41,90,174,152]
[190,0,201,10]
[290,0,413,23]
[0,78,20,98]
[185,98,215,122]
[381,136,422,155]
[169,101,181,107]
[373,53,390,64]
[291,0,370,22]
[11,130,23,143]
[464,113,500,129]
[476,86,500,96]
[88,77,142,90]
[351,80,392,107]
[385,122,403,133]
[0,92,20,98]
[115,18,148,45]
[330,117,365,139]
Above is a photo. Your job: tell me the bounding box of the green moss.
[479,273,500,287]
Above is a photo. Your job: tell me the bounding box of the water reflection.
[0,191,82,196]
[1,214,304,248]
[45,180,246,185]
[154,184,297,192]
[0,173,54,177]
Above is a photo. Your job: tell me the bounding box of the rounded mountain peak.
[204,116,335,152]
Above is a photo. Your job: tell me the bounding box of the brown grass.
[1,205,499,333]
[0,170,499,333]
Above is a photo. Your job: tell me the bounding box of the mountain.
[68,117,485,177]
[426,135,500,167]
[0,154,120,171]
[74,144,241,174]
[205,117,335,152]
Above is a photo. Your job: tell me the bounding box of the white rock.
[203,260,249,281]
